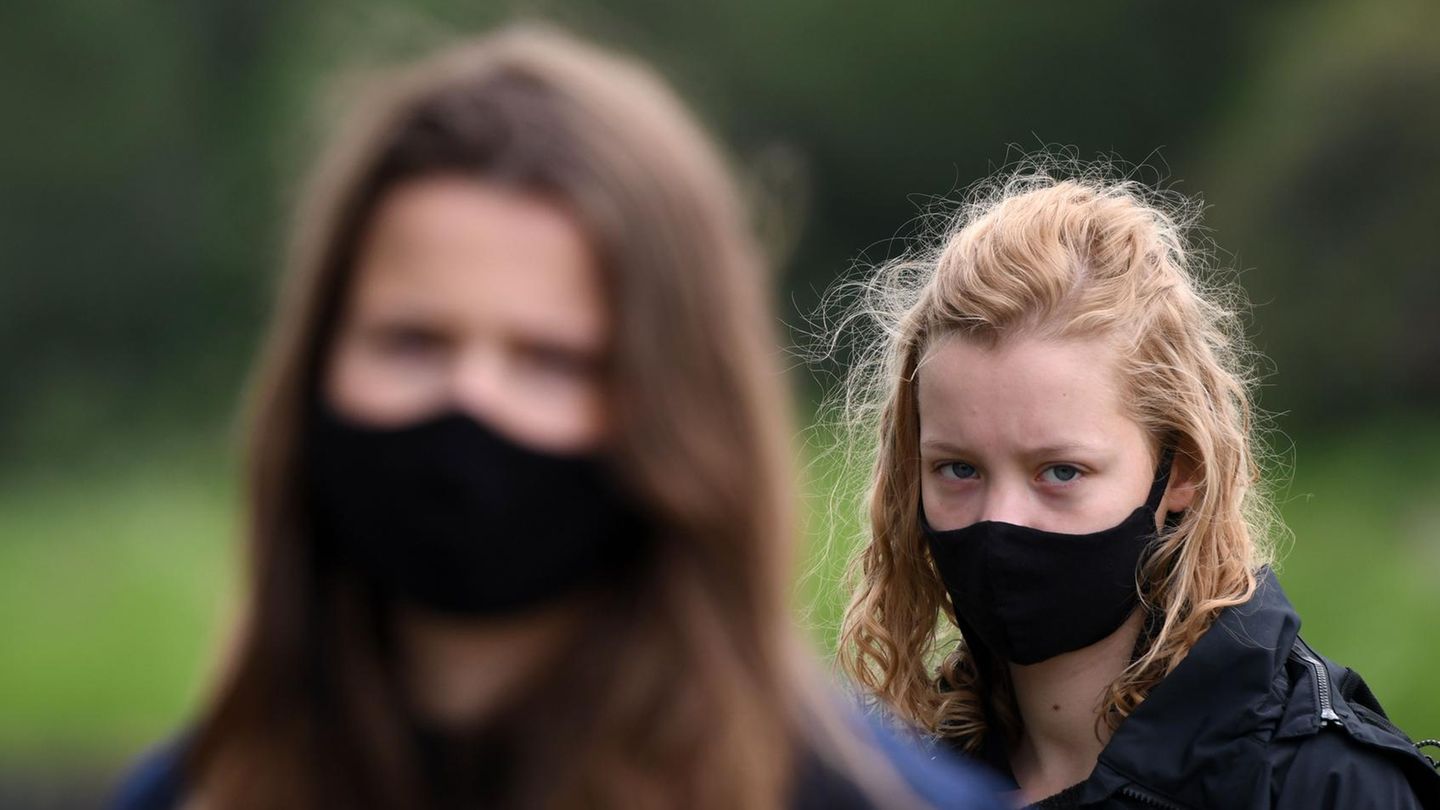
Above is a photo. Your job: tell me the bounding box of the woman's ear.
[1162,453,1199,515]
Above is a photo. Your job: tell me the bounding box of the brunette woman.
[111,25,1004,810]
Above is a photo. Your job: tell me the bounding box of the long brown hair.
[829,164,1279,754]
[187,24,838,809]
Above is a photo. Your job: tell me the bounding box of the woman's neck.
[1005,609,1143,804]
[393,598,589,731]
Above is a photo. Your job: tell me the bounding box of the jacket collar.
[1078,568,1300,807]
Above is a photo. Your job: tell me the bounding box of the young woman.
[833,169,1440,808]
[109,25,1005,810]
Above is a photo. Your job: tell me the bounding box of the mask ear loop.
[1144,446,1177,513]
[1133,446,1183,663]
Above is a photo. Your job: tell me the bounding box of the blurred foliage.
[6,0,1438,464]
[1199,0,1440,419]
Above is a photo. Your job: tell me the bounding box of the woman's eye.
[370,325,448,358]
[515,345,599,382]
[1041,464,1081,484]
[938,462,978,481]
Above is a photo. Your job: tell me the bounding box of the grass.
[0,447,239,766]
[1,418,1437,770]
[1261,420,1440,738]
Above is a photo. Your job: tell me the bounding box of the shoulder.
[108,738,186,810]
[1274,727,1438,809]
[1271,641,1440,809]
[854,711,1009,810]
[791,707,1006,810]
[792,714,1007,810]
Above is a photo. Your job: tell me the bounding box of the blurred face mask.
[307,404,649,616]
[921,449,1175,665]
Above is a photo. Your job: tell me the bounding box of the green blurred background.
[2,0,1438,803]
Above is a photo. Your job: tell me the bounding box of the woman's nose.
[977,483,1032,527]
[448,344,507,422]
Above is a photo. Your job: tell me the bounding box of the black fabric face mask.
[307,404,649,616]
[921,449,1176,666]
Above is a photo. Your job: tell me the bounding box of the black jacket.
[979,569,1440,809]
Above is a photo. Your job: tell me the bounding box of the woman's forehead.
[916,333,1136,454]
[349,177,609,344]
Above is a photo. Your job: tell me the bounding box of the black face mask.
[921,449,1176,666]
[307,404,649,616]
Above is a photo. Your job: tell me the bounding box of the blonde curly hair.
[825,161,1282,753]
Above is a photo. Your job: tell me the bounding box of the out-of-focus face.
[917,333,1193,534]
[325,176,610,453]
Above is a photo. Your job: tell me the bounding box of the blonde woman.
[109,26,1004,810]
[833,168,1440,808]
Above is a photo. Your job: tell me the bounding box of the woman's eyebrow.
[1024,441,1107,459]
[919,438,973,456]
[919,438,1106,457]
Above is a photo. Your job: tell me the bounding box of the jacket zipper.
[1118,785,1185,809]
[1416,738,1440,770]
[1293,640,1342,725]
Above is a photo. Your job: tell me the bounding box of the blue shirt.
[111,710,1006,809]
